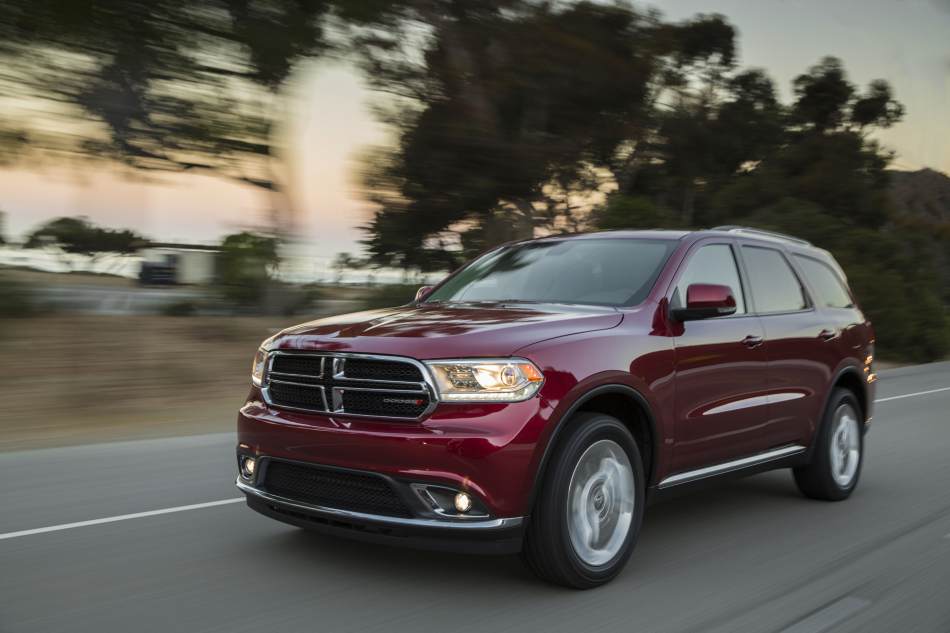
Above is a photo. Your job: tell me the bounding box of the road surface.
[2,363,950,633]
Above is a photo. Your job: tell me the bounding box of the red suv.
[236,227,876,588]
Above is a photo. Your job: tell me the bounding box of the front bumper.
[237,478,524,554]
[237,392,553,518]
[236,392,556,553]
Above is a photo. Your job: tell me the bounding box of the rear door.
[737,244,826,445]
[669,240,770,473]
[792,252,870,416]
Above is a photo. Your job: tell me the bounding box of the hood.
[269,302,623,358]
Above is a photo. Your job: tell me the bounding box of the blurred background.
[0,0,948,450]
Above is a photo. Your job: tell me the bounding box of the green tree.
[0,0,342,231]
[358,4,735,268]
[591,51,946,360]
[216,231,280,307]
[590,196,680,231]
[25,216,146,255]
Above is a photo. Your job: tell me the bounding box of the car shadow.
[239,468,826,592]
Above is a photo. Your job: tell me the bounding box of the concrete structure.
[140,246,217,285]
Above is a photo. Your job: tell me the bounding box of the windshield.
[425,238,676,307]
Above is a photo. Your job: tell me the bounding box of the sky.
[0,0,947,261]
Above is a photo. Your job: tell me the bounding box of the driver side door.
[669,241,770,474]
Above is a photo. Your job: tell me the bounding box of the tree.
[587,50,943,360]
[331,252,360,282]
[851,80,904,130]
[0,0,338,230]
[25,216,146,255]
[357,3,740,268]
[790,57,855,133]
[710,57,903,230]
[790,57,903,135]
[216,231,280,306]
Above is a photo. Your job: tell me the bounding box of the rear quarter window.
[794,255,854,309]
[741,246,808,313]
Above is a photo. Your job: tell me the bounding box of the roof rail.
[711,225,812,247]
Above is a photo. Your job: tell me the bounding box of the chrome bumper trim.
[657,444,807,489]
[236,479,523,531]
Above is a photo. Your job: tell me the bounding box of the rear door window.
[741,246,808,313]
[794,255,854,309]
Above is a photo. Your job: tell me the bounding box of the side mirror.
[673,283,737,321]
[414,285,434,303]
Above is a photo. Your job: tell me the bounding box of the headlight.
[425,359,544,402]
[251,348,268,386]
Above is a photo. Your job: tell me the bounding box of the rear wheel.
[522,413,644,588]
[794,388,864,501]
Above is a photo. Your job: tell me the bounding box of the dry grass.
[0,315,301,451]
[0,312,918,452]
[3,268,136,287]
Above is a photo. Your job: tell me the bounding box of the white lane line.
[779,596,871,633]
[875,386,950,403]
[0,498,243,541]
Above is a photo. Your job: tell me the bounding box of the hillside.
[889,168,950,224]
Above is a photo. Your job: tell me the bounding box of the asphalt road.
[3,363,950,633]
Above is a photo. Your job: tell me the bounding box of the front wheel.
[794,388,864,501]
[521,413,644,589]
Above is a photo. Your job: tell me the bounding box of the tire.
[794,388,864,501]
[521,412,645,589]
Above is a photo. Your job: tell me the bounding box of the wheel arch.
[832,368,868,423]
[804,365,869,463]
[526,384,660,514]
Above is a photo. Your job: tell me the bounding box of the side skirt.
[646,444,808,503]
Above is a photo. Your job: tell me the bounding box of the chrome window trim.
[237,479,522,530]
[657,444,806,489]
[261,351,439,421]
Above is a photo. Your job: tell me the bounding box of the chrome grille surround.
[261,351,438,420]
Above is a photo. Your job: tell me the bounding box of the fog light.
[454,491,473,513]
[240,456,256,479]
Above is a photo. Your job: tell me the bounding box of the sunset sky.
[1,0,947,261]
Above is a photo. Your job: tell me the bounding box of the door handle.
[742,335,763,348]
[818,329,838,341]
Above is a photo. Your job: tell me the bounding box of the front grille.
[264,353,432,419]
[262,460,412,518]
[343,358,423,382]
[271,354,324,378]
[268,381,326,410]
[340,390,429,418]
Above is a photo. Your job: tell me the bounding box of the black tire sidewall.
[801,388,864,500]
[544,414,645,585]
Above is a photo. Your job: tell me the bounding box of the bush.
[359,284,419,310]
[162,300,199,317]
[277,283,324,316]
[592,195,682,231]
[216,232,279,308]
